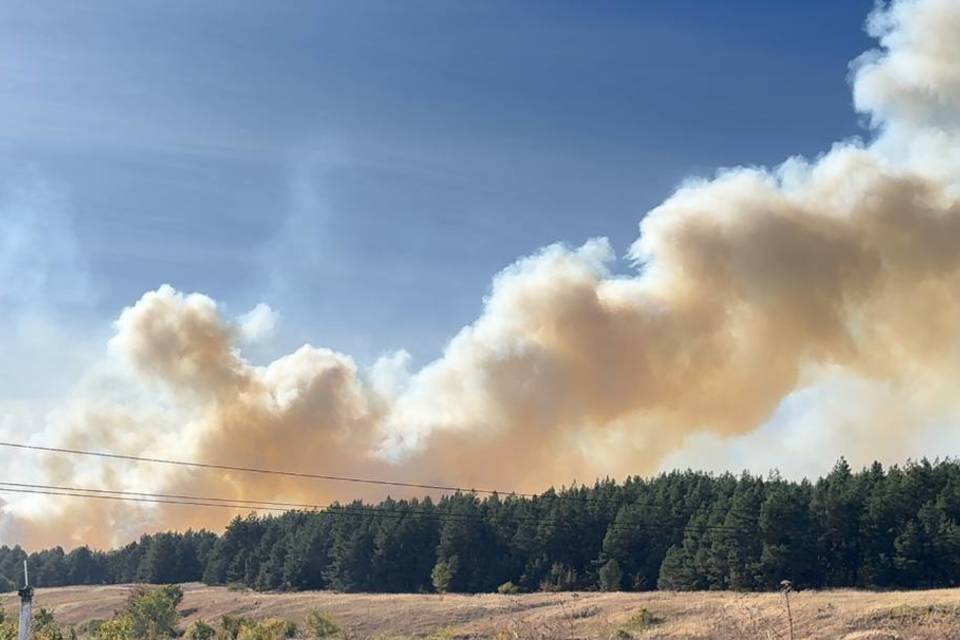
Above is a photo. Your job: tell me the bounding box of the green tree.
[431,557,457,594]
[324,512,374,592]
[111,584,184,638]
[811,458,864,587]
[758,479,816,588]
[598,558,623,591]
[657,545,696,591]
[138,534,181,584]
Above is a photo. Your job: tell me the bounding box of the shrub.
[614,607,662,637]
[96,584,184,639]
[131,585,183,638]
[304,609,341,639]
[95,615,134,640]
[74,619,105,637]
[220,615,255,640]
[236,618,296,640]
[186,619,217,640]
[623,608,660,628]
[568,605,600,619]
[32,608,66,640]
[497,581,520,595]
[0,611,15,640]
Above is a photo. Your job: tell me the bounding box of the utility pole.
[17,560,32,640]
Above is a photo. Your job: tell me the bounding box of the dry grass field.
[4,582,960,639]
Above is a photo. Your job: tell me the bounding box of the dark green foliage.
[125,584,184,638]
[497,580,520,594]
[94,585,183,639]
[431,557,456,593]
[323,507,375,592]
[8,458,960,593]
[0,530,215,589]
[598,558,622,591]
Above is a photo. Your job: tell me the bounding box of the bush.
[127,585,183,638]
[497,581,520,595]
[220,615,255,640]
[236,618,296,640]
[613,607,662,638]
[95,616,134,640]
[186,619,217,640]
[74,619,105,637]
[623,607,660,628]
[304,609,341,639]
[96,584,184,639]
[0,611,15,640]
[32,608,66,640]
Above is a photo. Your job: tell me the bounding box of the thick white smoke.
[4,0,960,547]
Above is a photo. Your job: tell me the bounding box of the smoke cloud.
[4,0,960,547]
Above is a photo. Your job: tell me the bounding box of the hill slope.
[4,583,960,638]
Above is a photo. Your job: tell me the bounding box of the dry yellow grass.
[4,583,960,639]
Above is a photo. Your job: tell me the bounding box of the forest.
[4,458,960,594]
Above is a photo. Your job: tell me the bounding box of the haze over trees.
[4,459,960,593]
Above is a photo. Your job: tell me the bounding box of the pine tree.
[811,458,864,587]
[598,558,622,591]
[431,557,456,594]
[758,478,816,588]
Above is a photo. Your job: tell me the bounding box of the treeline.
[5,458,960,593]
[0,531,217,593]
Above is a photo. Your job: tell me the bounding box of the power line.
[0,440,750,521]
[0,486,296,513]
[0,481,747,535]
[0,441,529,497]
[0,481,323,511]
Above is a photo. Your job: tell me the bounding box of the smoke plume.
[4,0,960,547]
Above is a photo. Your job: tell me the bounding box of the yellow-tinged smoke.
[5,0,960,548]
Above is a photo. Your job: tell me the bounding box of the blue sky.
[2,0,877,392]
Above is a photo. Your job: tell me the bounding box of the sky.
[1,0,875,379]
[21,0,960,548]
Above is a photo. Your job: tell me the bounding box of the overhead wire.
[0,441,527,497]
[0,481,749,535]
[0,440,753,516]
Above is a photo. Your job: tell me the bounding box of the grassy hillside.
[3,583,960,639]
